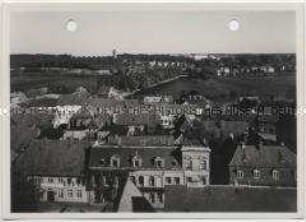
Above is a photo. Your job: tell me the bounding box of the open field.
[11,73,98,94]
[136,73,296,102]
[11,72,296,103]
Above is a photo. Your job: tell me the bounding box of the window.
[253,169,260,179]
[237,170,244,179]
[149,193,155,203]
[157,192,163,203]
[149,176,155,187]
[185,160,193,170]
[111,156,120,168]
[272,170,279,180]
[77,177,82,186]
[174,177,180,185]
[58,189,64,198]
[58,178,64,183]
[130,176,136,184]
[139,176,144,186]
[76,190,83,198]
[48,177,54,183]
[156,177,163,187]
[171,161,177,167]
[186,177,192,183]
[200,160,207,170]
[202,176,207,185]
[67,190,73,198]
[132,156,142,168]
[154,157,164,168]
[67,178,72,185]
[100,158,105,165]
[166,177,172,185]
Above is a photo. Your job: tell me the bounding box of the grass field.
[137,74,296,102]
[11,72,98,94]
[11,72,296,103]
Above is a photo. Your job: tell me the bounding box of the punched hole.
[65,18,78,32]
[228,19,240,31]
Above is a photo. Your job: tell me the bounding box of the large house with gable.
[87,135,211,210]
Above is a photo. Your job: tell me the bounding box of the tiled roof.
[118,135,176,146]
[229,144,296,168]
[57,89,90,106]
[164,185,297,212]
[88,146,181,170]
[14,140,91,177]
[114,113,162,126]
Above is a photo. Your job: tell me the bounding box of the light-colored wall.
[30,176,90,203]
[182,147,211,186]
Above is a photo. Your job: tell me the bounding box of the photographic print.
[6,4,301,216]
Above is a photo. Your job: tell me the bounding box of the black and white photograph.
[3,3,303,216]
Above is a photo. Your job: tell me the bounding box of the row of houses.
[14,129,296,212]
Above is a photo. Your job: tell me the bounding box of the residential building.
[87,136,210,209]
[229,142,296,187]
[14,140,92,203]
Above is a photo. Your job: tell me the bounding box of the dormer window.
[154,157,164,168]
[100,158,105,165]
[253,169,260,179]
[272,169,279,180]
[237,170,244,179]
[132,153,142,168]
[110,156,120,168]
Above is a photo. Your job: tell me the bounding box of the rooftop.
[229,144,296,168]
[164,185,296,212]
[88,146,181,170]
[14,139,91,177]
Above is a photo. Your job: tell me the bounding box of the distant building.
[229,142,296,187]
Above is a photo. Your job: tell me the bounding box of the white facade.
[29,176,90,203]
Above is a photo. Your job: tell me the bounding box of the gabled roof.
[14,140,91,177]
[88,146,181,170]
[229,144,296,168]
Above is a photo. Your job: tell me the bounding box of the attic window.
[100,158,105,165]
[237,170,244,179]
[132,154,142,168]
[272,170,279,180]
[154,157,164,168]
[253,169,260,179]
[110,156,120,168]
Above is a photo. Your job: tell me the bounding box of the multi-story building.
[229,141,296,187]
[87,136,211,210]
[14,140,92,203]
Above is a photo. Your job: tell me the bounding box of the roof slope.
[89,146,181,170]
[165,185,296,212]
[229,144,296,168]
[14,140,91,177]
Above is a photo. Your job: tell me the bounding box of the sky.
[10,10,296,56]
